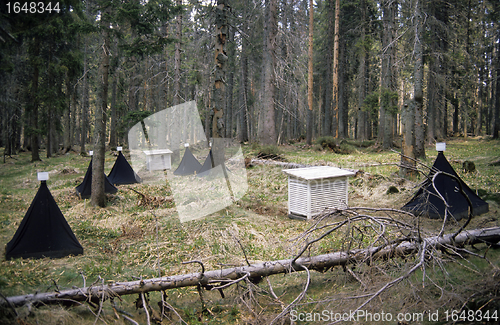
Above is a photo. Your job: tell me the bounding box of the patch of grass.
[0,138,499,324]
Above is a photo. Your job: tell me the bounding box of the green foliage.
[315,136,338,150]
[118,110,153,134]
[362,91,380,115]
[314,136,354,154]
[362,88,398,116]
[115,0,181,57]
[380,87,399,115]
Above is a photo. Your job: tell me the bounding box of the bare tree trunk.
[29,38,41,162]
[63,78,72,153]
[109,69,118,148]
[493,28,500,139]
[226,25,235,138]
[173,0,182,106]
[400,100,416,178]
[212,0,228,142]
[331,0,340,138]
[109,40,119,148]
[92,4,111,208]
[258,0,278,145]
[81,37,89,154]
[426,64,436,141]
[380,0,395,149]
[323,0,334,136]
[339,40,349,138]
[413,0,425,158]
[357,1,368,140]
[239,33,249,143]
[306,0,314,145]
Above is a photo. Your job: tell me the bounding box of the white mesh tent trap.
[283,166,355,219]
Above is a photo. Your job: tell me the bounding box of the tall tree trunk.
[29,38,41,162]
[339,39,349,138]
[81,38,89,154]
[356,0,368,140]
[427,59,436,142]
[173,0,182,106]
[109,68,118,148]
[63,77,72,153]
[413,0,425,159]
[323,0,334,136]
[239,26,249,143]
[331,0,340,138]
[493,28,500,139]
[380,0,395,149]
[92,5,111,208]
[226,25,235,138]
[306,0,314,145]
[400,100,416,178]
[212,0,228,140]
[452,90,459,135]
[258,0,278,145]
[109,40,119,148]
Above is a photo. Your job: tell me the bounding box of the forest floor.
[1,136,500,324]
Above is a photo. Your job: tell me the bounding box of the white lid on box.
[37,172,49,181]
[436,142,446,152]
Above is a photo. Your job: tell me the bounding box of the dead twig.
[140,292,151,325]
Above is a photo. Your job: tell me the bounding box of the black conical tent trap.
[108,150,142,185]
[5,176,83,260]
[197,149,215,176]
[174,145,202,176]
[402,145,489,220]
[197,148,231,177]
[76,157,118,198]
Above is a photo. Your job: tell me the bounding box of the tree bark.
[81,37,89,154]
[258,0,278,145]
[91,4,111,208]
[380,0,395,149]
[356,1,368,140]
[109,40,119,148]
[63,77,72,153]
[212,0,228,141]
[323,0,334,136]
[226,25,235,138]
[3,226,499,308]
[174,0,182,107]
[239,30,249,143]
[400,100,416,178]
[331,0,340,138]
[413,0,425,159]
[493,27,500,139]
[29,38,41,162]
[306,0,314,145]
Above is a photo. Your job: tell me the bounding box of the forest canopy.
[1,0,500,159]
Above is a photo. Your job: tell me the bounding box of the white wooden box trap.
[283,166,355,219]
[143,149,173,171]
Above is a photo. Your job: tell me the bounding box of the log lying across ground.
[2,227,500,308]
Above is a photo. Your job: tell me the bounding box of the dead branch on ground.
[1,226,498,310]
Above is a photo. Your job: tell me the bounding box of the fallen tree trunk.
[250,159,359,173]
[2,227,499,308]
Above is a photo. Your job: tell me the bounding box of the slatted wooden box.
[283,166,355,219]
[143,149,173,171]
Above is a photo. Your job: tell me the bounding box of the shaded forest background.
[1,0,500,160]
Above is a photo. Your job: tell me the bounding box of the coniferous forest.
[1,0,499,159]
[2,1,500,323]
